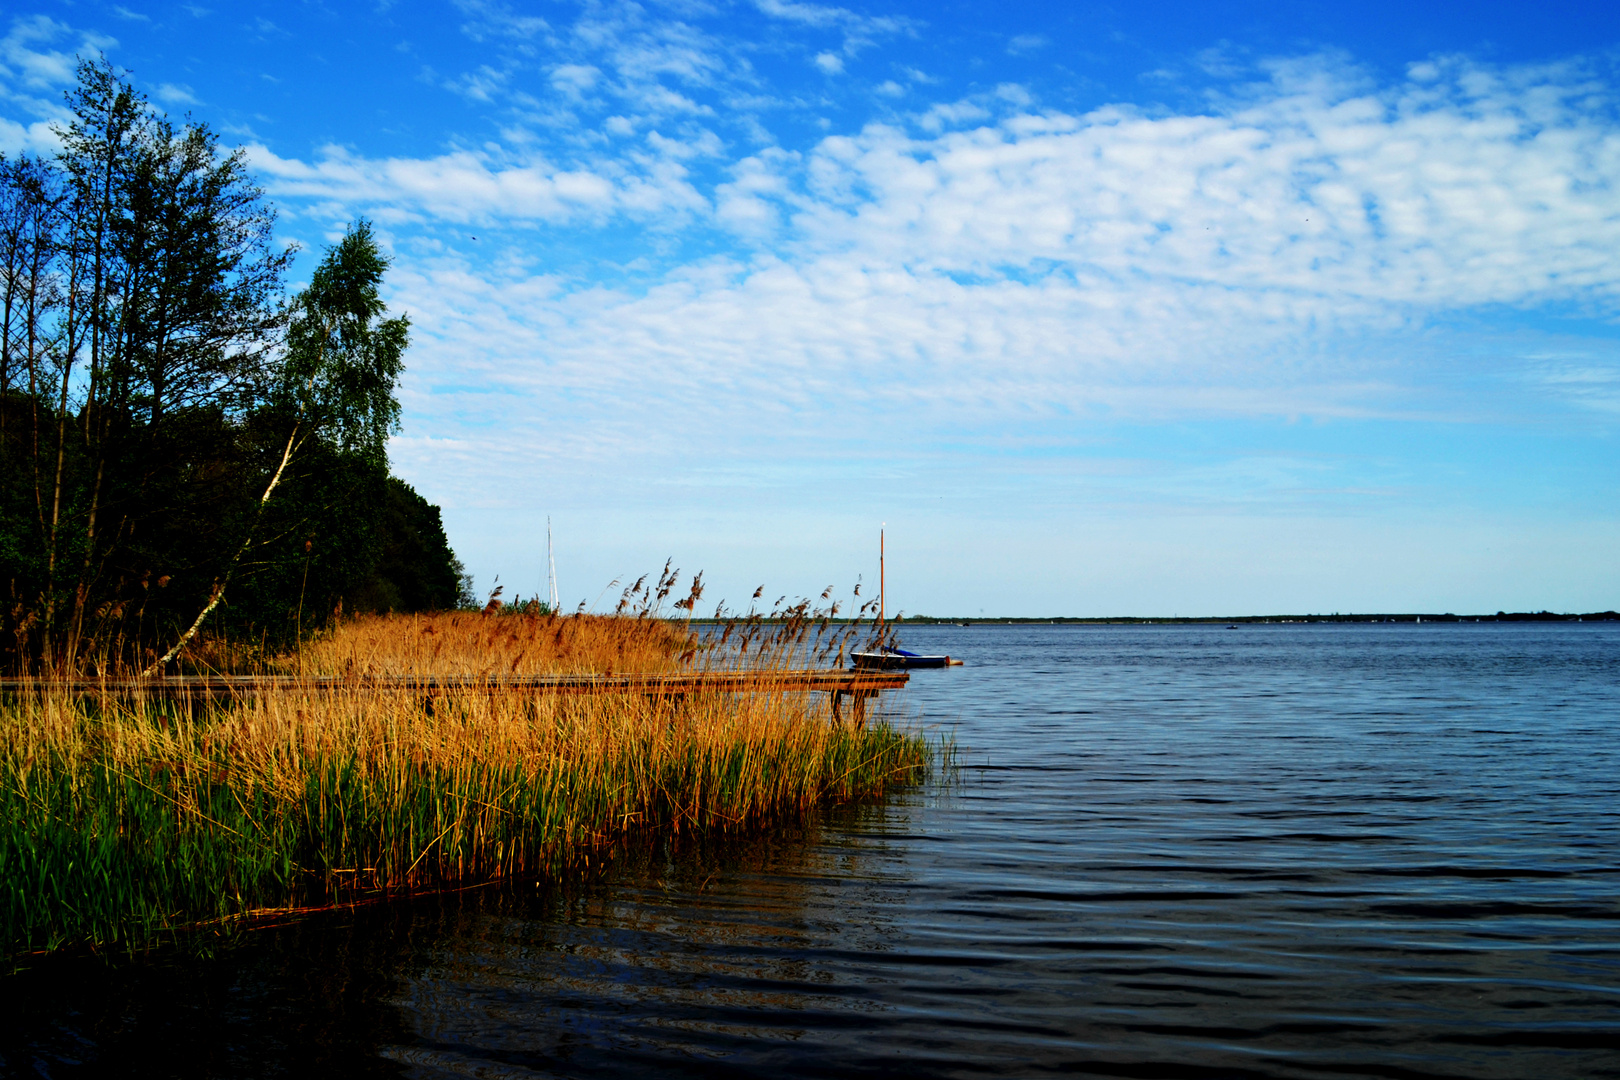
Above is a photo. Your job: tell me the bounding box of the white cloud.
[550,63,600,94]
[812,51,842,75]
[771,57,1620,314]
[155,81,198,105]
[1533,362,1620,414]
[444,64,511,103]
[753,0,911,37]
[629,83,712,115]
[246,143,689,224]
[750,0,917,82]
[715,147,797,234]
[1007,34,1046,55]
[0,15,117,150]
[0,15,115,93]
[0,114,59,153]
[432,0,762,151]
[753,0,849,29]
[453,0,548,43]
[330,51,1620,509]
[258,54,1620,403]
[915,98,992,132]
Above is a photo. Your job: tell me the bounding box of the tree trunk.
[140,423,303,677]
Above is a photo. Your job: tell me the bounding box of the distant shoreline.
[894,611,1620,625]
[688,611,1619,625]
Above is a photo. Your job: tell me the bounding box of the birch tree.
[143,220,407,674]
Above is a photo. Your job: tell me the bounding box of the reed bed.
[1,600,930,960]
[284,611,695,677]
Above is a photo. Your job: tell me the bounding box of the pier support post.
[831,689,872,731]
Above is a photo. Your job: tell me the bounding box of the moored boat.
[853,527,964,669]
[852,645,963,669]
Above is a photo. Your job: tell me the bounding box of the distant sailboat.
[547,518,559,613]
[851,526,963,670]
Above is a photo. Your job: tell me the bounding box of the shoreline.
[692,610,1620,626]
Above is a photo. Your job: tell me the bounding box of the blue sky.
[4,1,1620,616]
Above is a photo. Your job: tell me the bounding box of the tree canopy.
[0,58,470,673]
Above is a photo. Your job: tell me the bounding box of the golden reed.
[1,606,931,959]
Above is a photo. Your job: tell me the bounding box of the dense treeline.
[0,59,468,673]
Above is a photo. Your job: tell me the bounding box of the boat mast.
[880,524,885,625]
[547,518,559,613]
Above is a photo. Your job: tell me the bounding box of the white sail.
[547,518,560,612]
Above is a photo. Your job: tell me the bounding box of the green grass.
[1,690,932,960]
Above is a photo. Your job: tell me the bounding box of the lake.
[4,623,1618,1078]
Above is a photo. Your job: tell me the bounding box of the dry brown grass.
[284,610,694,677]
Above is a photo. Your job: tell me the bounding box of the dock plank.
[0,669,908,698]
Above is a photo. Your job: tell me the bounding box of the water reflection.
[381,802,923,1078]
[1,898,420,1076]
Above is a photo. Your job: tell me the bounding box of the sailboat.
[850,526,964,670]
[547,518,559,613]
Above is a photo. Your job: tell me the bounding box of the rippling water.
[6,624,1619,1078]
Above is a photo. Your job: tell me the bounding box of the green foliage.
[348,478,465,615]
[280,220,409,467]
[0,755,299,954]
[0,62,463,671]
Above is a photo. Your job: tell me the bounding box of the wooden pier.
[0,669,909,727]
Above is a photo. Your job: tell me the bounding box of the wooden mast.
[880,524,885,625]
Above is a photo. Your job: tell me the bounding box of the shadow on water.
[0,800,921,1079]
[0,891,423,1077]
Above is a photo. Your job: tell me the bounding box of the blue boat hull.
[851,651,958,670]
